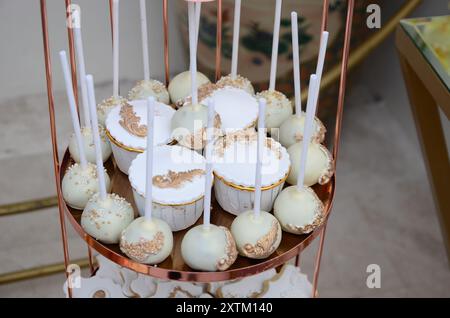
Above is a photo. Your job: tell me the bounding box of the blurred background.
[0,0,449,297]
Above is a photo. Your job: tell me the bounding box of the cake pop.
[275,73,325,234]
[59,51,111,210]
[67,10,112,164]
[257,0,293,131]
[128,0,169,104]
[120,97,173,264]
[181,96,238,272]
[285,69,334,187]
[81,75,134,244]
[279,15,328,148]
[231,99,282,259]
[97,0,127,126]
[216,0,254,95]
[171,2,220,150]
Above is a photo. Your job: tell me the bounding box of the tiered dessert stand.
[40,0,354,298]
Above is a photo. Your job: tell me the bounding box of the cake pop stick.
[203,98,215,227]
[254,98,266,218]
[314,31,329,112]
[113,0,120,98]
[269,0,282,91]
[195,1,202,48]
[139,0,150,81]
[72,10,90,128]
[296,74,318,189]
[230,0,241,79]
[144,97,155,221]
[59,50,87,170]
[291,11,301,116]
[86,75,107,200]
[188,2,198,105]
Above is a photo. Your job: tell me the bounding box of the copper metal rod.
[312,224,327,297]
[320,0,329,32]
[295,252,301,267]
[40,0,72,298]
[0,258,91,286]
[163,0,170,86]
[215,0,222,81]
[65,0,79,114]
[109,0,114,45]
[333,0,354,163]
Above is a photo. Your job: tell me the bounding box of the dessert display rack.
[40,0,354,298]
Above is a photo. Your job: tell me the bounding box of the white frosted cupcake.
[128,145,207,231]
[212,129,290,215]
[203,87,258,133]
[105,100,175,174]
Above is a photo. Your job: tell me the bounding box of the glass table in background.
[396,15,450,264]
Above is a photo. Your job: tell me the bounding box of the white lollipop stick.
[113,0,120,98]
[296,74,318,190]
[203,98,215,228]
[59,51,88,170]
[145,97,156,221]
[269,0,282,91]
[254,98,266,217]
[231,0,241,78]
[188,2,198,105]
[72,11,90,128]
[314,31,329,112]
[86,75,107,200]
[140,0,150,81]
[291,11,302,116]
[195,1,202,49]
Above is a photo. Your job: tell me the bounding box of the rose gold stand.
[40,0,354,298]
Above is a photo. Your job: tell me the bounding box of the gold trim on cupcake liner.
[213,170,290,192]
[134,186,205,207]
[106,129,176,153]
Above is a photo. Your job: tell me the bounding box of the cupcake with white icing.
[105,99,175,174]
[203,87,258,133]
[212,129,290,215]
[128,145,207,231]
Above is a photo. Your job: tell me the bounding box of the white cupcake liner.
[213,175,286,216]
[108,138,141,175]
[132,189,203,232]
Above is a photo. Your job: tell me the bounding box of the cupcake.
[128,145,207,231]
[203,87,258,133]
[212,129,290,215]
[105,99,175,174]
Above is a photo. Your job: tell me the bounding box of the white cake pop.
[128,80,170,104]
[81,74,134,244]
[181,93,238,272]
[127,1,169,104]
[62,162,111,210]
[257,90,293,130]
[168,71,210,105]
[120,97,173,264]
[279,18,328,148]
[231,99,282,260]
[82,193,134,244]
[286,141,334,187]
[215,0,254,95]
[256,0,292,131]
[59,51,111,210]
[97,0,127,126]
[69,126,112,164]
[274,72,325,234]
